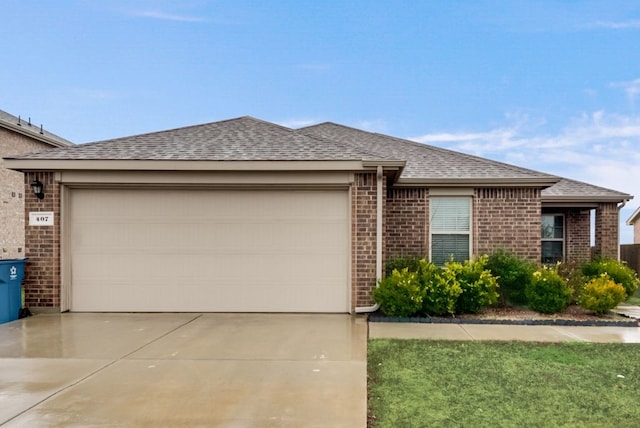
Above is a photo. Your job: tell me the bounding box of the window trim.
[541,213,565,263]
[429,196,473,265]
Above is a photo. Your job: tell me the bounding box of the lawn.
[368,340,640,427]
[627,286,640,306]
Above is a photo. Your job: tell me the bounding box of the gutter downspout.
[355,165,383,313]
[617,201,627,261]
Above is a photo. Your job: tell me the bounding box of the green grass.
[368,340,640,427]
[626,286,640,306]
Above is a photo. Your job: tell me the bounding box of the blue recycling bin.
[0,259,27,324]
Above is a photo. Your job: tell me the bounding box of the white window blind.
[430,197,471,265]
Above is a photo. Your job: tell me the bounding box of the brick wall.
[385,187,428,259]
[594,202,619,259]
[23,171,61,310]
[474,188,542,262]
[0,127,53,259]
[564,209,591,263]
[351,172,382,309]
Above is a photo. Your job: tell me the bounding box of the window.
[430,197,471,265]
[541,214,564,263]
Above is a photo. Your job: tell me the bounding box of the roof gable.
[0,109,73,147]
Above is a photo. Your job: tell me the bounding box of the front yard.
[368,339,640,427]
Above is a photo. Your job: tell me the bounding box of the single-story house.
[627,206,640,244]
[0,109,72,260]
[3,116,632,313]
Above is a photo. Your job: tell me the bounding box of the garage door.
[69,188,349,312]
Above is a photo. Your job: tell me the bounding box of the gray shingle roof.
[0,109,73,147]
[541,178,630,201]
[12,116,384,161]
[299,122,557,182]
[299,123,631,202]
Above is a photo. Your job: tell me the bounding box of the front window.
[541,214,564,263]
[430,197,471,265]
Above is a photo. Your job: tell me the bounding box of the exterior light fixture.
[30,179,44,200]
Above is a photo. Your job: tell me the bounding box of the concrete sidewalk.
[369,322,640,343]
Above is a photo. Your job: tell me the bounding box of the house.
[627,206,640,244]
[3,116,632,314]
[0,109,72,260]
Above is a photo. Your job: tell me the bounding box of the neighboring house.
[627,206,640,244]
[3,116,632,314]
[0,109,72,260]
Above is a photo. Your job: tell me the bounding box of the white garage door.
[69,188,349,312]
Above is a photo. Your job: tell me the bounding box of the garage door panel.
[70,189,349,312]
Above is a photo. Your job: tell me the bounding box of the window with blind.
[430,197,472,265]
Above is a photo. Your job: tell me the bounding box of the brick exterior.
[385,187,428,260]
[351,172,382,309]
[0,127,53,259]
[474,188,542,262]
[594,202,619,259]
[23,171,61,309]
[562,208,591,264]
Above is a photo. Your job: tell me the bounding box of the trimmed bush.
[578,274,626,314]
[556,260,587,304]
[373,268,423,317]
[447,256,500,314]
[526,266,572,314]
[486,249,535,306]
[420,261,462,316]
[582,259,640,299]
[384,255,422,276]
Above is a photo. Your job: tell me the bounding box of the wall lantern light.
[30,179,44,200]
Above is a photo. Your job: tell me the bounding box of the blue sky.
[2,0,640,242]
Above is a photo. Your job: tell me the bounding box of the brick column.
[385,187,428,260]
[23,171,61,310]
[594,202,619,260]
[351,172,382,309]
[565,209,591,263]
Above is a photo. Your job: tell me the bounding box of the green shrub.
[384,255,422,276]
[526,266,572,314]
[447,256,500,314]
[419,260,462,316]
[373,268,423,317]
[486,249,535,306]
[582,259,640,299]
[556,260,587,304]
[578,274,626,314]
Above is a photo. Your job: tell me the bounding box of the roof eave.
[393,177,561,188]
[0,121,73,148]
[626,205,640,225]
[3,158,374,172]
[543,195,633,205]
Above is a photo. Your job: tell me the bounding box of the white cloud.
[277,118,321,128]
[589,20,640,29]
[609,78,640,104]
[409,111,640,243]
[130,10,205,22]
[409,110,640,195]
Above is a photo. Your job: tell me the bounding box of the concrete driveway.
[0,313,367,427]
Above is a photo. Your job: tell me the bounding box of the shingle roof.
[0,109,73,147]
[299,122,631,202]
[542,178,631,201]
[299,122,557,182]
[6,115,631,203]
[12,116,384,161]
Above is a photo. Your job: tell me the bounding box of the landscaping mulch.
[368,304,640,327]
